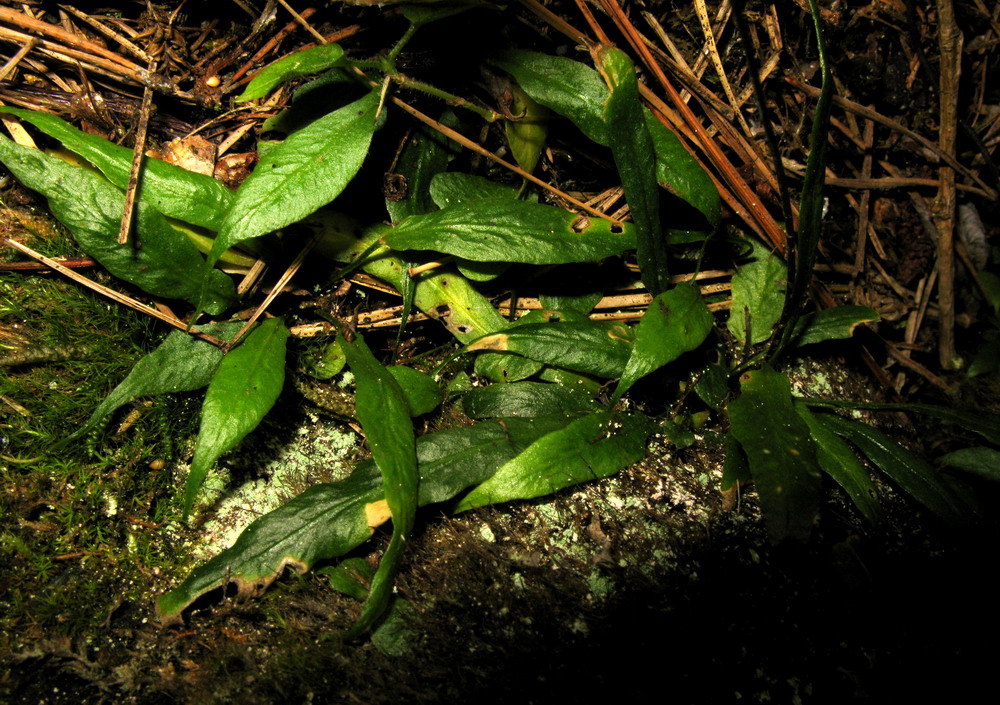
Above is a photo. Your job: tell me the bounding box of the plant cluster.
[1,1,996,641]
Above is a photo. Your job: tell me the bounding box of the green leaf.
[793,401,880,525]
[538,291,603,316]
[792,305,879,347]
[491,51,718,232]
[728,239,787,345]
[184,318,290,517]
[816,412,970,525]
[158,416,563,623]
[212,91,379,263]
[467,320,635,378]
[70,323,242,441]
[388,366,443,417]
[401,0,483,26]
[613,283,713,400]
[417,415,572,504]
[0,137,235,314]
[694,363,730,411]
[462,381,599,418]
[385,199,635,265]
[319,557,373,601]
[429,172,519,209]
[339,331,418,639]
[505,81,549,175]
[159,468,384,624]
[799,398,1000,445]
[455,411,652,511]
[348,232,540,383]
[490,49,610,145]
[643,110,720,229]
[979,271,1000,315]
[0,106,233,230]
[237,44,347,102]
[937,448,1000,483]
[728,367,822,542]
[600,46,668,297]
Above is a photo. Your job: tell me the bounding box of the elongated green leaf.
[600,46,668,296]
[417,415,573,504]
[0,137,235,314]
[462,381,599,418]
[816,412,971,525]
[387,365,442,417]
[429,172,518,209]
[793,305,879,346]
[160,469,384,624]
[728,239,787,345]
[491,51,718,232]
[799,398,1000,445]
[159,415,564,623]
[0,106,233,230]
[339,331,418,638]
[185,318,290,517]
[467,320,634,378]
[793,401,880,525]
[213,91,379,262]
[490,49,610,145]
[238,44,346,101]
[728,367,822,542]
[456,411,652,511]
[427,174,517,280]
[348,234,539,383]
[643,111,720,229]
[937,448,1000,483]
[783,0,833,339]
[70,323,242,441]
[613,283,713,400]
[385,200,635,264]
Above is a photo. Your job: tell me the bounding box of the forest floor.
[2,1,999,703]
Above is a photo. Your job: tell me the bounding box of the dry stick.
[117,58,156,245]
[932,0,962,370]
[693,0,754,140]
[228,7,320,85]
[225,234,321,351]
[0,6,138,70]
[519,0,783,246]
[854,115,874,274]
[4,238,224,347]
[385,90,618,224]
[596,0,787,251]
[57,5,151,62]
[786,78,996,200]
[0,37,38,148]
[275,0,327,44]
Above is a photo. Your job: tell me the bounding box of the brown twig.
[931,0,962,369]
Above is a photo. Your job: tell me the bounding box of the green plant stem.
[387,23,419,65]
[768,0,832,366]
[392,74,502,122]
